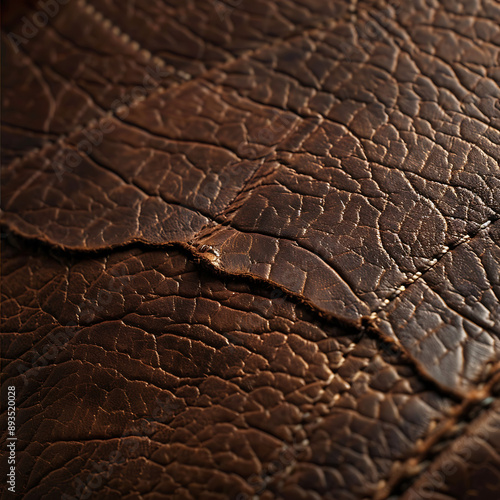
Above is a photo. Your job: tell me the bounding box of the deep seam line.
[373,365,500,500]
[369,216,498,321]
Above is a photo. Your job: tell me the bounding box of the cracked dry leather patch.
[0,239,455,499]
[1,0,500,499]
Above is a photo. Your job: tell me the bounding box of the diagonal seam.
[373,364,500,500]
[3,0,355,170]
[368,215,500,322]
[76,0,193,80]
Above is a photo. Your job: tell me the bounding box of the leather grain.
[401,400,500,500]
[1,239,452,499]
[1,0,500,498]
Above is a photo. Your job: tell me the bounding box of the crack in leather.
[1,238,455,499]
[2,0,499,400]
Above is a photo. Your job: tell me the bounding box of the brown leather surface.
[401,400,500,500]
[1,239,453,499]
[1,0,500,498]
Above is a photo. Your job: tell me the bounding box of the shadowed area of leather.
[2,0,500,394]
[402,400,500,500]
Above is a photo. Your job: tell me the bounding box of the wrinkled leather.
[1,0,500,498]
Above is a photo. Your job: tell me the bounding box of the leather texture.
[1,0,500,498]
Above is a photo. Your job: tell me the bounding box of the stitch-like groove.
[177,70,193,81]
[79,0,189,83]
[370,216,499,320]
[79,0,191,83]
[479,219,493,230]
[6,4,343,170]
[5,2,193,171]
[78,0,157,62]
